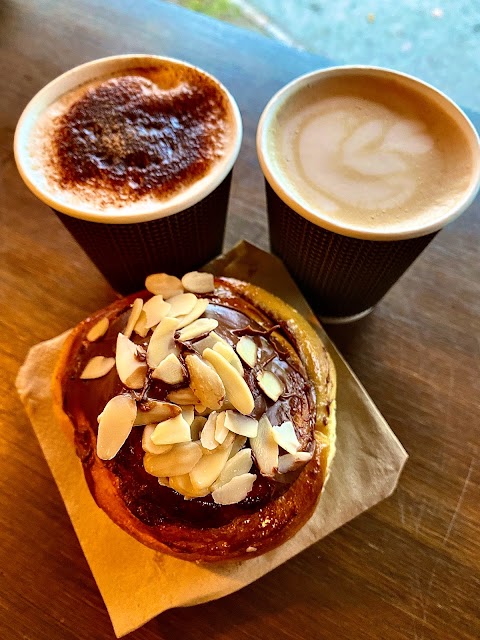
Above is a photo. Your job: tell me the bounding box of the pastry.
[52,272,336,561]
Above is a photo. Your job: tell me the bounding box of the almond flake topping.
[214,411,229,444]
[152,353,185,385]
[192,331,227,355]
[143,441,202,477]
[212,448,253,490]
[181,405,195,426]
[272,421,301,454]
[200,411,219,450]
[277,451,313,474]
[123,298,143,339]
[166,292,198,318]
[86,317,109,342]
[257,370,284,402]
[211,473,256,505]
[250,414,279,477]
[181,271,215,294]
[133,310,149,338]
[80,356,115,380]
[190,416,207,441]
[169,473,210,499]
[142,295,171,329]
[189,440,233,491]
[175,298,209,330]
[146,316,179,369]
[145,273,183,298]
[236,336,258,368]
[142,425,174,455]
[134,400,181,426]
[97,394,137,460]
[178,317,219,342]
[115,333,147,389]
[203,348,254,415]
[213,341,244,375]
[185,353,225,410]
[151,413,192,445]
[224,410,258,438]
[167,388,200,405]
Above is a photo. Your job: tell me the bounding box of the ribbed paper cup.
[14,55,243,293]
[257,66,480,322]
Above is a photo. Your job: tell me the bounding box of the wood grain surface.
[1,1,479,639]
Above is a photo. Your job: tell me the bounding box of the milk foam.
[272,74,475,235]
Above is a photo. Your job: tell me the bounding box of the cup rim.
[256,64,480,241]
[14,54,243,224]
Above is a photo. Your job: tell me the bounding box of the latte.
[260,68,479,238]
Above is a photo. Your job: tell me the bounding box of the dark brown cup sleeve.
[55,172,232,294]
[266,181,437,318]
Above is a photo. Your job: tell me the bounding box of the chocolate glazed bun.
[52,274,336,562]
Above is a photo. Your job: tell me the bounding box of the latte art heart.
[298,100,434,211]
[272,73,474,235]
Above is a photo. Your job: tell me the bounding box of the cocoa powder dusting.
[53,70,229,203]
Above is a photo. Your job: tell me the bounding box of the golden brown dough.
[52,276,336,562]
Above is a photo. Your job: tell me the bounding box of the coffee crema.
[269,73,476,235]
[27,63,235,213]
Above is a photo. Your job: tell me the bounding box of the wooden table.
[1,1,479,638]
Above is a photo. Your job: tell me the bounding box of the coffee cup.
[14,54,242,293]
[257,66,480,322]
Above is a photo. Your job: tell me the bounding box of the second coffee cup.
[257,66,480,322]
[14,54,243,293]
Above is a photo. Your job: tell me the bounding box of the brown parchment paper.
[16,241,407,638]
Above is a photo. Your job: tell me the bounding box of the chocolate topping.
[53,68,229,204]
[62,285,316,530]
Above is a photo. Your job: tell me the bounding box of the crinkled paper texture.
[16,241,407,637]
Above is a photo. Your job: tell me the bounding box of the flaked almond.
[203,348,254,415]
[212,448,253,490]
[181,271,214,294]
[178,318,218,342]
[124,298,143,339]
[143,441,202,477]
[213,341,244,376]
[190,416,207,441]
[142,425,174,455]
[257,370,284,402]
[192,331,227,355]
[133,310,149,338]
[116,333,147,389]
[200,411,218,450]
[166,292,197,317]
[211,473,256,505]
[236,336,258,368]
[185,353,225,410]
[86,317,109,342]
[80,356,115,380]
[272,421,301,454]
[134,400,181,425]
[169,474,210,499]
[97,394,137,460]
[152,353,185,385]
[145,273,183,298]
[195,404,207,414]
[157,477,169,487]
[151,413,192,445]
[167,387,200,405]
[189,441,233,491]
[146,317,179,368]
[278,451,313,474]
[250,414,278,477]
[214,411,229,444]
[181,405,195,426]
[229,434,247,457]
[224,410,258,438]
[176,298,209,330]
[142,295,171,329]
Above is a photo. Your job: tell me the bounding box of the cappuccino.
[260,68,479,239]
[16,56,241,222]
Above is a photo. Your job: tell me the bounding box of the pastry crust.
[52,276,336,562]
